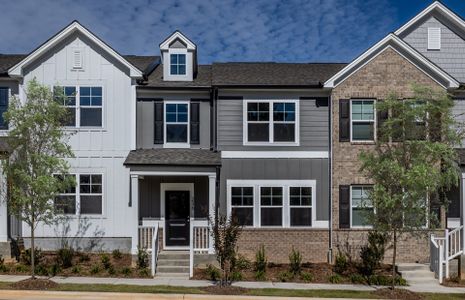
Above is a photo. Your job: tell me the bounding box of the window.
[0,87,9,129]
[428,28,441,50]
[351,186,373,227]
[79,174,103,215]
[53,85,103,128]
[54,175,76,214]
[170,54,186,75]
[406,100,426,140]
[351,100,375,141]
[245,100,298,144]
[231,187,254,226]
[80,87,102,127]
[290,187,312,226]
[165,103,189,144]
[260,187,283,226]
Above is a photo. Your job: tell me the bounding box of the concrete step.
[156,265,190,273]
[401,271,436,279]
[158,251,189,260]
[155,272,189,279]
[397,263,430,272]
[157,259,189,267]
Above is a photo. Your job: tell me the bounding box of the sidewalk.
[0,274,464,294]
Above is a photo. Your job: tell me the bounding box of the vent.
[73,50,83,69]
[427,28,441,50]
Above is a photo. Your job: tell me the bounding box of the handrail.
[189,218,194,278]
[151,223,159,277]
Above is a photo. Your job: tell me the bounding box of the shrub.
[15,264,28,273]
[235,255,251,270]
[289,247,302,275]
[48,263,61,276]
[71,266,80,274]
[112,249,123,259]
[206,264,221,281]
[121,267,132,277]
[367,275,406,286]
[139,268,150,277]
[137,248,149,269]
[334,252,348,275]
[90,265,100,275]
[350,273,366,284]
[230,270,243,281]
[300,272,313,283]
[107,266,116,275]
[278,271,294,282]
[359,231,386,276]
[0,264,9,273]
[20,248,43,266]
[328,274,342,284]
[100,253,112,269]
[254,245,267,273]
[0,254,3,265]
[57,247,74,268]
[255,270,266,281]
[36,264,48,276]
[79,253,90,263]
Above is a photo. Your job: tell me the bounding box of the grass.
[0,281,463,299]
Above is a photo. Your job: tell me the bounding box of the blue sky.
[1,0,465,64]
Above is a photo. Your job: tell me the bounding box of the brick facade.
[331,47,444,263]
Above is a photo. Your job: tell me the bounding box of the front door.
[165,190,190,247]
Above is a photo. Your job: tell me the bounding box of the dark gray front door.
[165,190,190,247]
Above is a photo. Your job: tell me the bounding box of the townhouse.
[0,1,464,277]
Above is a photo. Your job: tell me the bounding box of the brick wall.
[331,47,444,263]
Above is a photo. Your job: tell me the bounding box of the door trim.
[160,183,194,250]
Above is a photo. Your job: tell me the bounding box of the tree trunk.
[391,230,397,290]
[31,223,35,279]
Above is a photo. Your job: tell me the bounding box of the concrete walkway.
[0,274,464,294]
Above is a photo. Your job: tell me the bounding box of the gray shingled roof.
[124,148,221,166]
[0,54,158,76]
[143,64,212,88]
[211,62,347,86]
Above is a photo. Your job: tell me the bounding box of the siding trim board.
[221,151,328,159]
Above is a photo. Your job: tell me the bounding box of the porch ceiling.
[124,148,221,166]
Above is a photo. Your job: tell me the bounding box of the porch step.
[157,259,189,267]
[158,251,189,260]
[155,251,190,278]
[155,272,190,279]
[398,263,437,285]
[157,265,190,273]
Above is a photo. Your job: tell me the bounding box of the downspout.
[328,93,333,264]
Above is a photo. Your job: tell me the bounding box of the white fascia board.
[159,31,196,51]
[324,33,459,89]
[221,151,329,159]
[395,1,465,36]
[8,21,143,78]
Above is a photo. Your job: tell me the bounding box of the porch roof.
[124,148,221,166]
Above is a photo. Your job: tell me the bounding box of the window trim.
[163,101,190,148]
[243,99,300,146]
[350,99,376,142]
[350,185,374,229]
[169,53,187,76]
[226,179,321,228]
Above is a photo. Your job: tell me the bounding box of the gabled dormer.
[159,31,197,81]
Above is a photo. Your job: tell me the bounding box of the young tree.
[359,85,462,289]
[2,79,74,279]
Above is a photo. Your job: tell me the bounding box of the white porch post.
[208,174,216,254]
[131,174,139,255]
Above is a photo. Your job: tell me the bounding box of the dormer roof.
[159,31,196,51]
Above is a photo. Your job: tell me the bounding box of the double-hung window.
[351,100,375,141]
[170,54,186,75]
[165,102,189,144]
[231,187,254,226]
[54,86,103,128]
[245,100,298,145]
[260,187,283,227]
[289,187,312,227]
[54,174,77,214]
[351,186,373,228]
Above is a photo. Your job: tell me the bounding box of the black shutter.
[154,102,164,144]
[339,185,351,228]
[190,102,200,144]
[0,88,8,130]
[339,99,350,142]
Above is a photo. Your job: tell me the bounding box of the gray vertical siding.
[400,15,465,83]
[452,99,465,147]
[216,91,330,151]
[219,158,329,221]
[138,176,209,220]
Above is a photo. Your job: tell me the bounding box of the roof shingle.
[124,148,221,166]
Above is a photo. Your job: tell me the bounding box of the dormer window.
[170,54,186,75]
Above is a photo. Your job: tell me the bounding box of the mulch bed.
[11,278,59,290]
[373,288,424,300]
[442,277,465,287]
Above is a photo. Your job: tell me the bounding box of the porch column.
[0,164,7,242]
[208,174,216,254]
[130,174,139,255]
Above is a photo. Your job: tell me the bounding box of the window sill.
[63,127,107,133]
[243,142,300,147]
[350,141,375,145]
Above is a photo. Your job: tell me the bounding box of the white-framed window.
[53,85,103,128]
[164,101,189,147]
[428,27,441,50]
[350,99,375,141]
[54,173,103,216]
[243,99,299,145]
[170,53,186,75]
[350,185,373,228]
[227,180,321,228]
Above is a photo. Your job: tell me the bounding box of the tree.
[359,85,462,289]
[2,79,74,279]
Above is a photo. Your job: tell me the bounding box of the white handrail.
[189,218,194,278]
[151,223,159,277]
